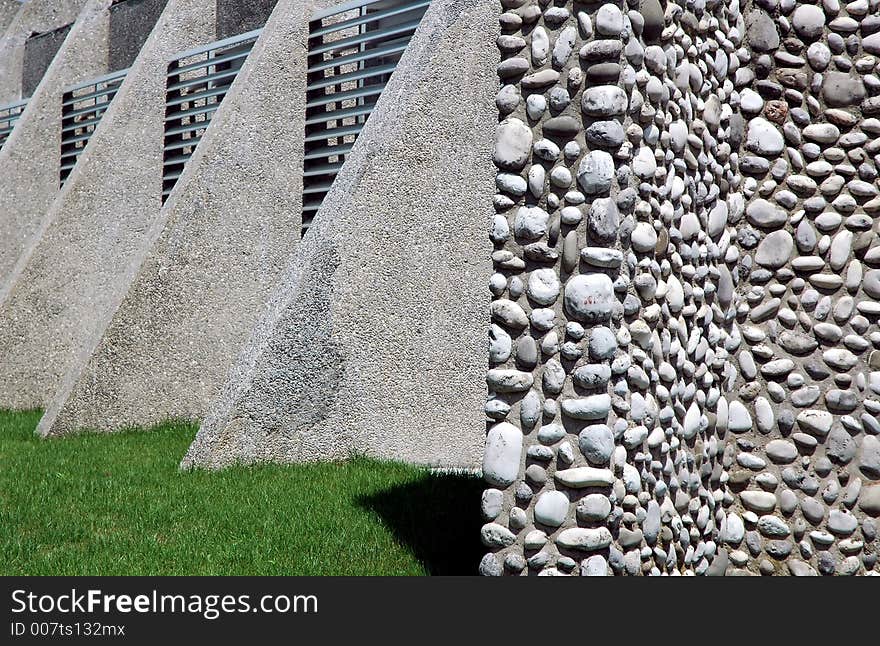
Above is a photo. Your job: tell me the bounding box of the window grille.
[0,99,27,150]
[162,29,261,202]
[60,69,128,186]
[302,0,430,233]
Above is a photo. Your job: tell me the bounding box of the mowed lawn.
[0,410,482,576]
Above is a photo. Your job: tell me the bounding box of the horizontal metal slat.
[305,103,373,126]
[164,116,213,137]
[309,18,421,56]
[168,68,239,92]
[64,68,128,94]
[306,62,397,91]
[165,85,230,108]
[163,137,201,152]
[62,101,110,121]
[305,83,385,108]
[302,161,345,177]
[60,131,95,146]
[169,46,254,77]
[304,123,365,143]
[302,180,335,195]
[0,97,29,114]
[307,39,409,73]
[61,115,104,133]
[164,102,221,123]
[62,83,122,107]
[162,154,192,167]
[309,0,430,38]
[170,27,262,62]
[312,0,392,21]
[304,142,354,160]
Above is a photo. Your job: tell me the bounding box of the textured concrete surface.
[0,0,215,411]
[0,0,19,37]
[182,0,498,470]
[41,0,309,436]
[0,0,106,287]
[480,0,880,577]
[216,0,277,39]
[108,0,169,72]
[22,22,72,97]
[0,0,88,102]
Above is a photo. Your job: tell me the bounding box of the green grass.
[0,410,482,576]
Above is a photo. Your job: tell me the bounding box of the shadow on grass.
[356,472,485,575]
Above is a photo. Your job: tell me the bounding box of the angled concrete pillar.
[39,0,311,435]
[0,0,105,287]
[0,0,89,103]
[181,0,498,470]
[0,0,216,410]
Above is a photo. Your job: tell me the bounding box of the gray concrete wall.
[0,0,20,37]
[108,0,169,72]
[22,22,72,97]
[40,0,310,436]
[216,0,277,39]
[0,0,107,287]
[0,0,89,103]
[0,0,216,411]
[182,0,497,470]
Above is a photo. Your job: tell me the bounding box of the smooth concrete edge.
[39,0,316,437]
[182,0,498,471]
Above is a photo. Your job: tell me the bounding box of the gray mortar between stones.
[479,0,880,576]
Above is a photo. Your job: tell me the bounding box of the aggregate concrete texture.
[40,0,311,436]
[0,0,19,38]
[0,0,89,103]
[108,0,169,72]
[216,0,278,39]
[22,22,72,97]
[0,0,216,411]
[0,0,106,287]
[182,0,498,469]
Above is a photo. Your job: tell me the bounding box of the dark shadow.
[356,472,485,575]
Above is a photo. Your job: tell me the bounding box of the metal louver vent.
[60,69,128,186]
[303,0,430,234]
[0,99,27,150]
[162,28,261,202]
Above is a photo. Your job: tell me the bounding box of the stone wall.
[480,0,880,576]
